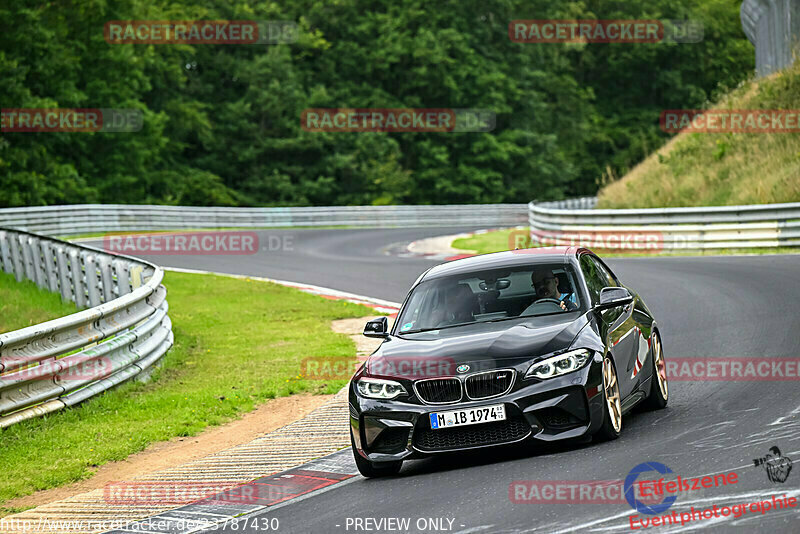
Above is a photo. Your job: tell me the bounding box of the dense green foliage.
[0,0,753,207]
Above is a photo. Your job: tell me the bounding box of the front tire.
[351,434,402,478]
[642,332,668,410]
[596,356,622,441]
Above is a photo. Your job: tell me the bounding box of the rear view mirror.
[478,279,511,291]
[595,287,633,311]
[363,317,389,338]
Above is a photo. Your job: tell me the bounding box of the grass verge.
[452,228,800,257]
[0,271,79,333]
[0,270,372,507]
[597,62,800,208]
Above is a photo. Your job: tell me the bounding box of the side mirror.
[363,317,389,338]
[595,287,633,311]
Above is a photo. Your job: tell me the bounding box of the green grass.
[597,62,800,208]
[0,271,79,333]
[452,229,525,255]
[452,228,800,257]
[0,271,372,507]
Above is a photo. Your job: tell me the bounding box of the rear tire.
[351,434,402,478]
[595,356,622,441]
[642,332,668,410]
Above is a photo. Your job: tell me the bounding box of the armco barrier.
[0,204,529,236]
[529,198,800,251]
[0,228,172,428]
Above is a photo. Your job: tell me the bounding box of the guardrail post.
[82,252,102,307]
[20,235,37,282]
[113,258,131,296]
[31,237,49,289]
[55,245,72,302]
[97,255,115,303]
[69,248,87,308]
[9,234,23,282]
[0,230,13,275]
[41,241,60,293]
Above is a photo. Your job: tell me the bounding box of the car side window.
[580,255,609,304]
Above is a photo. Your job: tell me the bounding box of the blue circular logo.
[456,364,470,373]
[624,462,677,515]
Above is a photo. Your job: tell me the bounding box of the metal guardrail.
[741,0,800,77]
[0,204,529,236]
[0,228,173,428]
[529,197,800,251]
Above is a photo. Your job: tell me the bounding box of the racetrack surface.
[89,229,800,533]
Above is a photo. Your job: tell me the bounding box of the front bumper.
[349,356,605,463]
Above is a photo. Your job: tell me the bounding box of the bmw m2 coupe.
[349,247,668,477]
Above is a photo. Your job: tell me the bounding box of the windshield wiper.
[399,328,436,334]
[400,321,474,334]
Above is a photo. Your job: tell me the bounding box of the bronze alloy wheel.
[652,334,668,401]
[603,357,622,433]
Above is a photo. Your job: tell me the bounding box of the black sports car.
[349,247,668,477]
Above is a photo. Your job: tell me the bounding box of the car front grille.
[414,378,462,404]
[413,418,531,452]
[465,370,514,399]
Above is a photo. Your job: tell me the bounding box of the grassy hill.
[598,62,800,208]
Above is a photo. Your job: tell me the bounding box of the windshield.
[396,263,582,334]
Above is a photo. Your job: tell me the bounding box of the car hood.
[366,313,589,379]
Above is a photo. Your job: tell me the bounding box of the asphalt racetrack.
[91,229,800,533]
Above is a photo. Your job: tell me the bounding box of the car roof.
[421,247,589,281]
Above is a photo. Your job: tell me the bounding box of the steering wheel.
[528,298,565,312]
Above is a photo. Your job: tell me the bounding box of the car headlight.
[356,377,407,399]
[525,349,592,380]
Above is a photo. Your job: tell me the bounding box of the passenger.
[429,283,475,327]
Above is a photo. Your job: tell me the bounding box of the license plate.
[429,404,506,430]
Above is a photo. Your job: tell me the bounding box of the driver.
[531,267,577,311]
